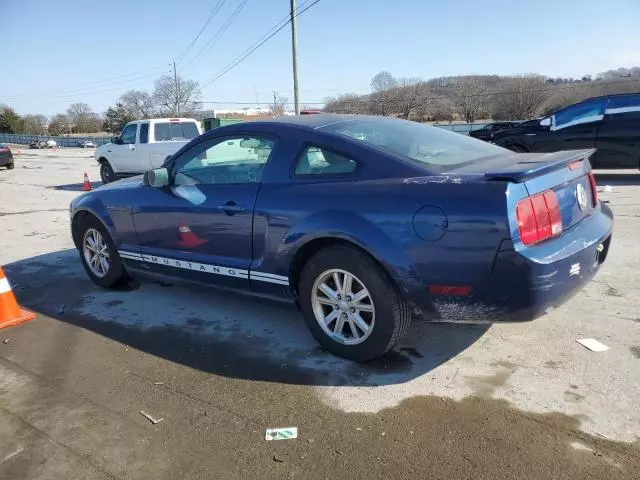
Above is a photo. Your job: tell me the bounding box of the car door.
[594,95,640,169]
[110,123,139,172]
[130,134,276,290]
[531,98,607,152]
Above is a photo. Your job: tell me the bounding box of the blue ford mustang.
[70,115,613,360]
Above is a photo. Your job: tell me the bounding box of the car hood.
[98,175,144,191]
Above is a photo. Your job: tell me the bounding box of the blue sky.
[2,0,639,115]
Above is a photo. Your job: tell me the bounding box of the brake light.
[588,172,598,206]
[516,190,563,245]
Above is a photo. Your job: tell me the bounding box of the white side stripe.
[251,271,289,281]
[0,277,11,294]
[605,106,640,114]
[118,250,289,285]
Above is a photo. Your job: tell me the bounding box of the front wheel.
[100,161,116,184]
[298,246,412,361]
[77,216,129,288]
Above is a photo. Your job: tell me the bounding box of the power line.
[200,0,320,88]
[175,0,227,65]
[182,0,250,73]
[4,65,168,101]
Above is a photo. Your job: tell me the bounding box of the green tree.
[0,106,22,133]
[102,103,135,133]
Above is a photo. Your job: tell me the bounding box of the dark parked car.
[0,144,14,170]
[468,122,518,141]
[493,93,640,169]
[70,115,613,360]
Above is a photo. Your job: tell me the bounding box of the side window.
[294,145,357,176]
[605,95,640,114]
[121,124,137,144]
[554,99,606,129]
[139,123,149,144]
[173,136,275,186]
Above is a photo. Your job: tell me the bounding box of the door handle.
[217,201,246,214]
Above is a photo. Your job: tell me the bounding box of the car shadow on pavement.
[52,181,103,191]
[5,249,489,387]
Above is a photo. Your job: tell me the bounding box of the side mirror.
[143,167,169,188]
[539,117,552,127]
[111,136,120,144]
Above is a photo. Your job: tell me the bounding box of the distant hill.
[323,68,640,122]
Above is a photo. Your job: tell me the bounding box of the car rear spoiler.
[483,149,595,183]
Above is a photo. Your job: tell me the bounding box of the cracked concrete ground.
[0,149,639,479]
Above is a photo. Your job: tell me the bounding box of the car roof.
[247,114,359,129]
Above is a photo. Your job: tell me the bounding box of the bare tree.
[66,103,101,133]
[324,93,370,114]
[493,75,549,120]
[370,71,398,116]
[21,114,48,135]
[393,78,427,119]
[119,90,155,118]
[453,77,488,123]
[269,93,288,116]
[152,74,202,117]
[48,114,71,135]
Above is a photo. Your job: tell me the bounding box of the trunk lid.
[451,149,597,232]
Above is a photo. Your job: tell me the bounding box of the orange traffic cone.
[0,267,36,329]
[177,223,208,248]
[82,173,92,191]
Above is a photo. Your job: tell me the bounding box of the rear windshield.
[154,122,199,142]
[320,118,507,171]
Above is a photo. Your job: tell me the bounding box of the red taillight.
[588,172,598,206]
[516,190,563,246]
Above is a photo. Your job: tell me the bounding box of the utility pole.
[173,61,180,116]
[290,0,300,115]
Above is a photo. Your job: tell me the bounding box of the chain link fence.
[0,133,112,148]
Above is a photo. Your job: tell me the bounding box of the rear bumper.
[0,154,13,165]
[400,203,614,323]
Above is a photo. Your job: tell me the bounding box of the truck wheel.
[100,161,115,184]
[77,215,129,288]
[298,246,412,361]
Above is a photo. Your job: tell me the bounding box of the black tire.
[6,163,14,170]
[77,215,129,288]
[506,144,527,153]
[298,246,412,361]
[100,160,116,184]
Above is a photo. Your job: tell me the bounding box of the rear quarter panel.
[253,176,510,288]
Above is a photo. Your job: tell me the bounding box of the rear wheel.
[6,163,14,170]
[298,246,411,361]
[77,216,128,288]
[100,160,115,184]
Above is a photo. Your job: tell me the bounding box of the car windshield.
[321,118,507,171]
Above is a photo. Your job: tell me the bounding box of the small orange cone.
[177,223,208,248]
[82,173,92,191]
[0,267,36,329]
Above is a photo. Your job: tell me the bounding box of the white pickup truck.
[96,118,202,183]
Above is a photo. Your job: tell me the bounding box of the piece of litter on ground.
[265,427,298,441]
[595,431,608,439]
[576,338,609,352]
[140,410,164,425]
[602,185,613,193]
[355,427,363,431]
[3,338,9,344]
[153,382,164,385]
[273,453,287,463]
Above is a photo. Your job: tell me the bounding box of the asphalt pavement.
[0,148,638,479]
